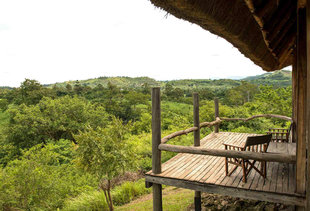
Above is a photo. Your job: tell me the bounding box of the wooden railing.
[151,87,295,177]
[161,114,292,144]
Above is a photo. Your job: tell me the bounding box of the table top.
[222,133,258,148]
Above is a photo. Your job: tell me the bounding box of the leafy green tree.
[6,79,56,105]
[5,96,109,149]
[226,81,259,105]
[74,117,137,211]
[0,141,97,211]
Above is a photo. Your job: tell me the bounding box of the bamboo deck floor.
[146,132,297,196]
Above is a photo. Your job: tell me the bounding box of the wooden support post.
[193,93,200,147]
[152,87,162,211]
[296,6,307,198]
[214,98,219,133]
[292,52,298,143]
[193,93,201,211]
[306,0,310,209]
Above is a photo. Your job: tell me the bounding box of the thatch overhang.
[150,0,298,72]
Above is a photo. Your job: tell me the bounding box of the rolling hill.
[43,70,292,90]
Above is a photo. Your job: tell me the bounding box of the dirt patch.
[123,186,189,206]
[187,193,295,211]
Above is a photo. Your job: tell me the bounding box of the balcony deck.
[145,132,304,206]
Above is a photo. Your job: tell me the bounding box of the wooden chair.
[266,124,292,142]
[224,134,272,183]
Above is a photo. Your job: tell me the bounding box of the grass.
[63,179,152,211]
[116,187,194,211]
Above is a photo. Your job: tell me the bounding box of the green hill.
[46,76,160,89]
[242,70,292,87]
[44,70,292,90]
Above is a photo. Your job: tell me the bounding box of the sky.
[0,0,272,87]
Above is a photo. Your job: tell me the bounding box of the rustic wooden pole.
[193,93,201,211]
[193,93,200,147]
[306,0,310,209]
[296,5,307,198]
[292,50,298,143]
[152,87,162,211]
[214,98,219,133]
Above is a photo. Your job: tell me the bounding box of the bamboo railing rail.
[159,113,295,164]
[161,115,292,144]
[158,144,296,164]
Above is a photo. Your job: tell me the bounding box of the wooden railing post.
[214,98,219,133]
[152,87,162,211]
[193,93,201,211]
[193,93,200,147]
[306,0,310,209]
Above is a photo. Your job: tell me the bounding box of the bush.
[63,179,151,210]
[112,179,151,206]
[63,191,108,211]
[0,142,97,211]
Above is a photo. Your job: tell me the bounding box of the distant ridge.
[41,70,292,90]
[242,70,291,87]
[45,76,160,89]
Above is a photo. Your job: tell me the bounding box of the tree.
[7,79,55,105]
[74,117,137,211]
[226,81,259,105]
[5,96,109,149]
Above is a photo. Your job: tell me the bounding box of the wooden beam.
[151,87,163,211]
[145,176,306,207]
[193,93,201,211]
[269,20,296,51]
[161,114,292,144]
[268,11,295,44]
[296,7,307,195]
[153,184,162,211]
[306,0,310,209]
[214,98,219,133]
[268,16,296,45]
[264,0,293,33]
[220,114,292,122]
[193,93,200,147]
[152,87,162,174]
[292,50,298,143]
[158,144,296,164]
[255,0,276,20]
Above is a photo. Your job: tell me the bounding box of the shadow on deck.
[145,132,304,206]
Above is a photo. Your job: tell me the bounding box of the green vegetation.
[116,187,194,211]
[0,70,293,210]
[63,179,151,211]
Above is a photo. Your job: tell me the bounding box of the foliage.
[0,72,294,210]
[5,96,109,149]
[116,187,194,211]
[63,191,109,211]
[74,117,137,210]
[63,179,151,211]
[0,142,97,211]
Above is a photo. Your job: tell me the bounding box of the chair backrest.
[266,123,293,143]
[245,134,272,148]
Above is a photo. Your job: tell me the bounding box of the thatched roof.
[150,0,297,72]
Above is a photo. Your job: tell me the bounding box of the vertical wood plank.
[153,184,162,211]
[193,93,200,147]
[293,41,298,144]
[306,0,310,209]
[152,87,161,174]
[152,87,162,211]
[296,6,307,196]
[193,93,201,211]
[214,98,219,133]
